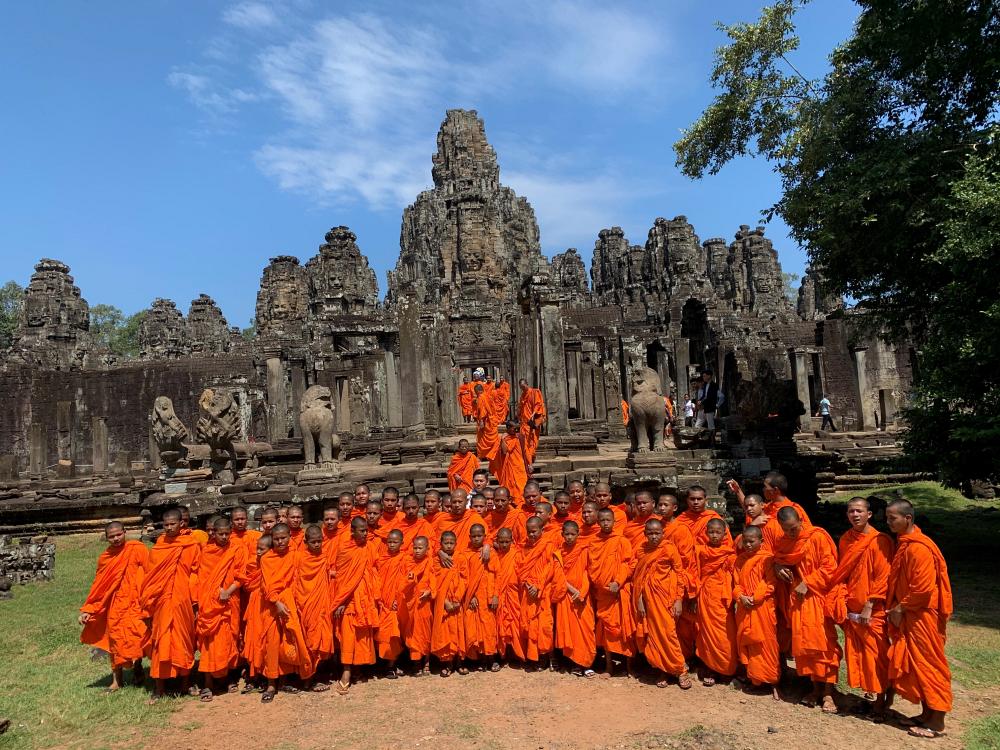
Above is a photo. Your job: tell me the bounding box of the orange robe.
[621,400,629,426]
[887,526,953,712]
[695,542,738,676]
[677,508,731,545]
[587,534,635,657]
[80,540,149,669]
[195,540,247,676]
[380,510,405,533]
[733,547,780,685]
[554,541,595,669]
[475,395,501,464]
[241,554,266,677]
[632,541,686,676]
[447,451,480,493]
[458,382,475,418]
[140,532,200,679]
[486,507,528,547]
[295,548,334,678]
[623,514,658,550]
[402,553,435,659]
[495,433,528,506]
[376,551,411,661]
[599,504,628,535]
[331,538,380,666]
[517,387,546,464]
[437,509,488,551]
[662,518,699,661]
[287,527,305,553]
[829,527,894,694]
[492,380,511,424]
[430,557,466,660]
[771,525,841,682]
[396,516,433,551]
[459,549,497,659]
[761,496,811,526]
[232,528,262,558]
[577,521,601,547]
[259,547,310,679]
[190,529,209,545]
[493,548,521,656]
[515,539,563,661]
[541,519,564,550]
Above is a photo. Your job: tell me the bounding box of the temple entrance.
[645,340,670,392]
[681,299,709,366]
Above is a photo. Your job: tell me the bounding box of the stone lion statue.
[196,388,239,480]
[627,366,666,453]
[299,385,341,468]
[150,396,188,466]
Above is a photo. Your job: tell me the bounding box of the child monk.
[296,525,334,691]
[431,531,466,676]
[79,521,149,692]
[587,507,635,677]
[321,504,341,555]
[492,527,521,666]
[657,493,698,663]
[554,520,596,677]
[552,491,574,529]
[423,490,445,530]
[516,516,563,670]
[286,505,306,551]
[695,518,738,686]
[486,486,527,546]
[623,490,658,549]
[195,517,247,699]
[632,518,691,689]
[482,486,496,512]
[140,508,201,701]
[241,533,271,691]
[397,494,433,550]
[448,439,480,493]
[593,482,626,534]
[402,535,435,675]
[460,524,499,672]
[534,501,562,549]
[376,529,409,679]
[495,421,528,505]
[365,500,390,561]
[469,493,488,519]
[259,506,278,535]
[732,525,781,699]
[179,506,209,544]
[230,506,261,557]
[577,501,601,545]
[332,517,380,693]
[258,523,309,702]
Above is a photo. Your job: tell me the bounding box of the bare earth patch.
[144,667,996,750]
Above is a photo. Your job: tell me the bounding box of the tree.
[241,318,257,340]
[88,304,144,358]
[0,280,24,349]
[782,271,799,306]
[675,0,1000,485]
[110,311,145,358]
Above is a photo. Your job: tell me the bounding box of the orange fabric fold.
[632,541,685,676]
[80,540,150,668]
[140,533,200,679]
[447,451,480,493]
[195,540,247,676]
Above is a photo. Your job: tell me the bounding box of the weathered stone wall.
[0,534,55,585]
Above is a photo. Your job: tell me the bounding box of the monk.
[332,517,380,693]
[829,497,894,718]
[492,528,521,665]
[623,490,658,549]
[516,378,546,464]
[259,506,278,535]
[376,529,410,678]
[594,482,626,534]
[554,520,596,677]
[286,505,306,552]
[885,499,953,738]
[79,521,149,692]
[521,480,543,514]
[733,525,781,699]
[397,494,433,551]
[431,531,466,676]
[577,501,602,545]
[352,484,371,519]
[658,494,699,664]
[482,486,496,512]
[436,488,488,560]
[402,535,435,675]
[515,516,563,669]
[485,487,527,546]
[474,383,501,469]
[695,518,738,686]
[535,501,563,550]
[496,421,529,505]
[241,533,271,689]
[336,493,355,536]
[179,506,209,545]
[772,506,841,713]
[447,439,480,493]
[469,493,488,519]
[277,506,290,524]
[566,480,586,517]
[460,524,498,672]
[552,491,574,528]
[321,504,341,557]
[140,508,200,701]
[492,375,512,424]
[195,517,247,699]
[588,507,635,676]
[422,490,445,533]
[295,525,334,691]
[230,507,261,558]
[472,468,489,497]
[742,494,770,534]
[458,375,475,423]
[257,522,309,702]
[380,487,403,531]
[364,500,390,558]
[677,485,731,545]
[632,518,691,689]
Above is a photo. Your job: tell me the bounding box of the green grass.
[0,534,177,750]
[965,713,1000,750]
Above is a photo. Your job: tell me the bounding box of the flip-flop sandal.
[583,669,597,680]
[457,667,469,675]
[385,670,398,680]
[227,683,240,694]
[656,680,669,688]
[187,686,201,697]
[821,701,838,714]
[440,668,452,678]
[199,689,213,702]
[678,674,693,690]
[335,681,350,695]
[311,683,330,692]
[702,677,716,687]
[908,727,945,739]
[261,690,276,703]
[103,686,120,694]
[280,685,301,694]
[490,662,502,673]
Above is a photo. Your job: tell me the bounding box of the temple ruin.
[0,110,917,533]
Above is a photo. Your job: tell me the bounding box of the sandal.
[678,674,693,690]
[199,688,213,703]
[261,689,276,703]
[440,668,452,678]
[583,669,597,680]
[227,683,239,694]
[280,685,301,694]
[908,727,945,739]
[311,683,330,692]
[457,666,469,676]
[385,670,398,680]
[702,676,716,687]
[821,698,838,715]
[335,680,350,695]
[490,662,502,673]
[656,679,669,688]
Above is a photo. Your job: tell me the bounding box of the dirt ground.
[138,665,997,750]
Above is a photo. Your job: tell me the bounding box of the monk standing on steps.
[457,375,475,423]
[885,499,953,739]
[829,497,894,720]
[140,508,201,702]
[517,378,546,466]
[496,421,529,506]
[447,438,479,493]
[79,521,149,692]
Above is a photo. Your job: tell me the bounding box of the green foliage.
[241,317,257,340]
[88,306,145,358]
[675,0,1000,484]
[111,310,146,358]
[966,713,1000,750]
[0,279,25,349]
[781,271,799,305]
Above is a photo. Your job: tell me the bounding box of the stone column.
[265,356,287,442]
[289,364,306,437]
[384,351,402,428]
[540,303,570,435]
[852,347,869,430]
[398,297,425,436]
[29,423,46,478]
[673,338,691,395]
[92,417,109,475]
[148,427,161,470]
[791,348,811,416]
[565,351,580,415]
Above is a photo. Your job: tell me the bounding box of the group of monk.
[79,470,952,738]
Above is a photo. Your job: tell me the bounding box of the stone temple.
[0,110,916,534]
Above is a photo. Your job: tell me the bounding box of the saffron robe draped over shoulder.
[887,526,953,712]
[259,547,310,679]
[733,547,780,685]
[140,532,201,679]
[430,557,466,660]
[515,539,563,661]
[295,548,334,678]
[493,548,521,656]
[396,516,434,552]
[376,551,411,661]
[632,541,686,676]
[695,542,738,676]
[622,514,657,550]
[486,507,527,547]
[475,395,501,464]
[459,549,497,659]
[495,434,528,506]
[677,508,731,545]
[331,539,380,666]
[662,519,699,661]
[241,554,266,677]
[195,540,248,676]
[80,540,150,668]
[517,387,546,464]
[402,554,435,659]
[437,510,488,551]
[554,541,595,669]
[447,451,480,493]
[458,382,475,417]
[587,534,635,657]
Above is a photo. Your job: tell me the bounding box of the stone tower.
[10,258,91,370]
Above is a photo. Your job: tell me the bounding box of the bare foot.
[821,695,838,714]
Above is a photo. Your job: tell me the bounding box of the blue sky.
[0,0,859,328]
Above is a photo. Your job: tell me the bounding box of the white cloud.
[166,70,258,115]
[223,1,278,30]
